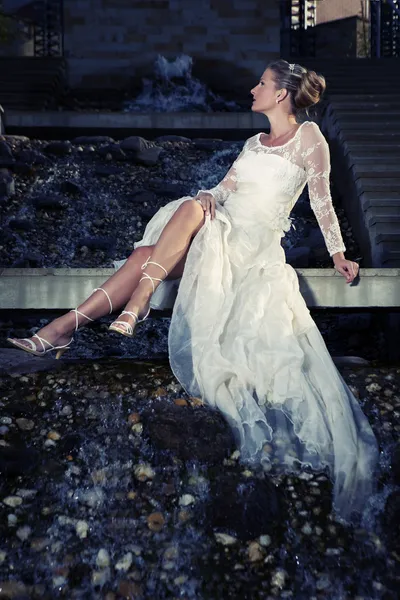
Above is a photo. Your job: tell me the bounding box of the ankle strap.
[141,257,168,278]
[70,308,94,331]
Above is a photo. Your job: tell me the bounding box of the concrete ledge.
[5,110,266,133]
[0,268,399,310]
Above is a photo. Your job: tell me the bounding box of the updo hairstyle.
[268,59,326,114]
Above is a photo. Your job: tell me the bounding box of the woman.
[8,60,379,522]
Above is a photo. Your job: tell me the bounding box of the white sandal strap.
[141,258,168,278]
[32,334,54,353]
[70,308,94,331]
[93,287,113,314]
[139,272,164,294]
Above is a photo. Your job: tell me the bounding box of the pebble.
[214,532,238,546]
[127,412,141,424]
[366,383,382,393]
[131,423,143,435]
[248,541,264,562]
[16,525,32,541]
[7,514,18,526]
[16,418,35,430]
[147,512,165,532]
[3,495,22,507]
[115,552,133,571]
[0,550,7,564]
[259,534,272,547]
[179,494,195,506]
[47,431,61,441]
[76,520,89,539]
[0,417,12,425]
[271,568,288,588]
[96,548,110,568]
[134,463,156,481]
[91,568,110,586]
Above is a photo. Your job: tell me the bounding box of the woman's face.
[250,68,280,113]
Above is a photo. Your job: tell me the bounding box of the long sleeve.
[196,142,247,205]
[301,123,346,257]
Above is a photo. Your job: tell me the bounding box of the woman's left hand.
[333,256,359,283]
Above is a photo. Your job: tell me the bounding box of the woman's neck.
[267,114,298,141]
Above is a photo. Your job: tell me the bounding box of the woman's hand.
[194,192,216,220]
[333,253,359,283]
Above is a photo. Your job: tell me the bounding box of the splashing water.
[124,54,242,113]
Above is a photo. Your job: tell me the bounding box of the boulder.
[142,401,235,464]
[206,471,286,541]
[120,136,151,153]
[43,141,72,156]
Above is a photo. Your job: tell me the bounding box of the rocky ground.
[0,133,359,270]
[0,355,399,600]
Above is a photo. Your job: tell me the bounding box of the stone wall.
[63,0,280,98]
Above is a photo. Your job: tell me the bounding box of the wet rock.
[118,580,143,599]
[382,490,400,551]
[8,219,34,232]
[147,512,165,532]
[94,165,123,177]
[31,194,67,210]
[214,532,238,546]
[12,252,44,268]
[126,190,156,205]
[150,180,189,199]
[133,146,163,167]
[0,140,13,158]
[97,144,126,161]
[78,236,115,253]
[43,141,72,156]
[143,401,235,463]
[0,170,14,197]
[285,246,310,267]
[76,520,89,539]
[3,496,23,508]
[73,135,114,145]
[0,580,27,598]
[155,135,191,143]
[17,149,49,165]
[16,418,34,431]
[134,463,155,481]
[193,138,223,151]
[248,541,264,562]
[96,549,110,568]
[115,552,133,571]
[120,136,150,153]
[206,471,285,541]
[0,443,40,476]
[60,179,84,196]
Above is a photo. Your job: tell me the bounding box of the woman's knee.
[178,199,204,223]
[127,245,153,262]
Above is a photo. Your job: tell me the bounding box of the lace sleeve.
[301,123,346,257]
[196,141,248,205]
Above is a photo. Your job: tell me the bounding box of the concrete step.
[350,158,400,166]
[368,215,400,228]
[381,249,400,266]
[330,94,400,102]
[362,192,400,201]
[334,110,400,118]
[352,164,400,173]
[357,179,400,191]
[364,207,400,218]
[342,133,400,142]
[376,232,400,244]
[339,122,400,131]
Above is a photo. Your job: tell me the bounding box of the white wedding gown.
[115,121,379,522]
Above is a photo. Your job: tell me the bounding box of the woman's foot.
[109,300,150,338]
[8,317,75,355]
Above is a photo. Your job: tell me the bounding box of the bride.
[8,59,379,522]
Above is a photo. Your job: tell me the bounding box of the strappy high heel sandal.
[109,258,168,338]
[7,287,113,359]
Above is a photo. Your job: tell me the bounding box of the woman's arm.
[301,123,346,258]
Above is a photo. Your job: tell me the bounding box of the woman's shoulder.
[300,120,327,145]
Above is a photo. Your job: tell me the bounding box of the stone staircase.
[304,58,400,267]
[0,57,66,110]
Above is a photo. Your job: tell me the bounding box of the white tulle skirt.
[114,197,379,523]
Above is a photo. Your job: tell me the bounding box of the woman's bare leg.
[9,245,159,350]
[114,200,204,327]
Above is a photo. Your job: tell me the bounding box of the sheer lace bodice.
[197,121,346,257]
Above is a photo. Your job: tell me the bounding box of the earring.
[276,99,279,104]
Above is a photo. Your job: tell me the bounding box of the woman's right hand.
[194,192,216,220]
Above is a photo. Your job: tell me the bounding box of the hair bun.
[294,70,326,110]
